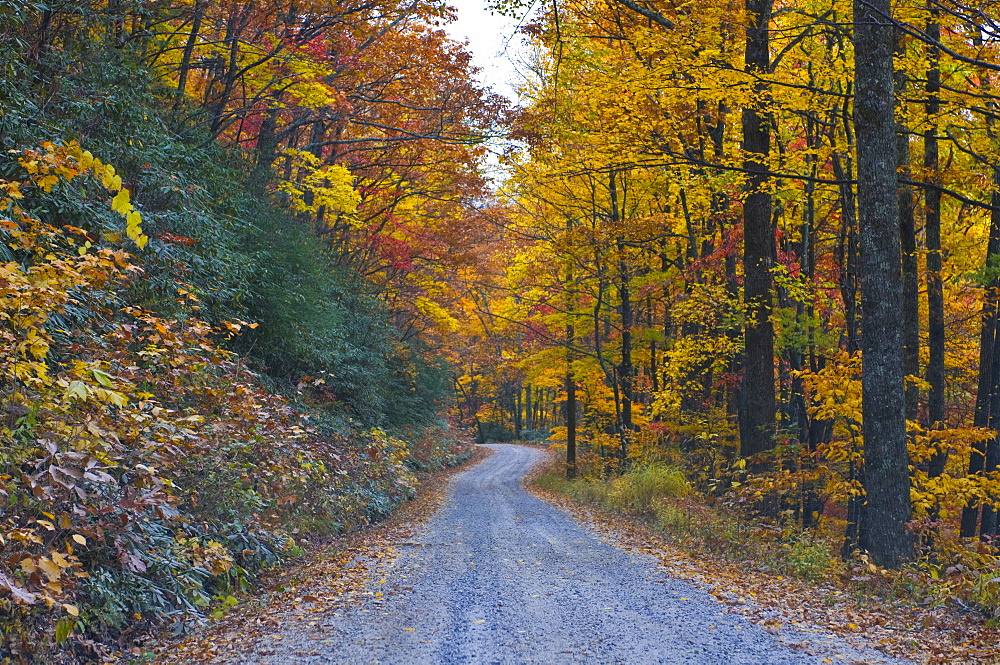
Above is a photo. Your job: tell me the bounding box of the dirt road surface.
[216,444,908,664]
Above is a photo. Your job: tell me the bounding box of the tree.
[852,0,912,566]
[740,0,777,461]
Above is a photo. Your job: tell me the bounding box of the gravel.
[239,444,911,664]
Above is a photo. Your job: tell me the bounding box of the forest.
[0,0,494,657]
[4,0,1000,660]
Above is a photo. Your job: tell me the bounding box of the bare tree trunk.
[977,173,1000,539]
[173,0,204,115]
[924,12,947,479]
[896,32,920,422]
[515,387,523,439]
[610,171,631,463]
[565,216,578,479]
[833,148,860,353]
[852,0,913,567]
[566,361,577,479]
[740,0,777,462]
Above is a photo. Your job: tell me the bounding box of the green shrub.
[611,464,690,513]
[783,536,832,581]
[568,480,615,505]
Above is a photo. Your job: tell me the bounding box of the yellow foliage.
[279,149,360,219]
[414,296,459,332]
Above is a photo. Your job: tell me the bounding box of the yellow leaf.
[72,535,86,546]
[37,558,61,581]
[29,337,48,360]
[125,209,142,231]
[65,380,89,401]
[111,188,130,214]
[50,551,69,568]
[62,604,79,617]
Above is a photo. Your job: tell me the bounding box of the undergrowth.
[537,464,841,585]
[537,460,1000,625]
[0,142,474,662]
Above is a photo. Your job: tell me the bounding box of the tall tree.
[852,0,912,566]
[924,7,946,478]
[740,0,777,461]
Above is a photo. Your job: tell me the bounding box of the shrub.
[611,464,690,513]
[783,536,833,581]
[403,421,475,471]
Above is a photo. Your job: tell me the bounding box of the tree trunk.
[924,12,947,478]
[740,0,777,461]
[514,387,523,439]
[565,213,578,479]
[524,384,533,431]
[833,150,860,353]
[617,235,634,435]
[209,4,248,138]
[250,110,279,194]
[566,363,577,479]
[976,172,1000,538]
[852,0,913,567]
[896,33,920,422]
[609,171,632,463]
[173,0,204,116]
[982,371,1000,538]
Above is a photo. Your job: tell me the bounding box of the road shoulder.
[526,454,981,665]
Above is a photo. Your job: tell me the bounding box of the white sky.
[442,0,531,103]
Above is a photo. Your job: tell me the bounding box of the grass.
[536,462,690,514]
[536,463,838,583]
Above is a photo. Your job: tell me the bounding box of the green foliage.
[0,29,463,660]
[0,33,452,428]
[782,536,833,582]
[610,464,691,513]
[537,463,689,514]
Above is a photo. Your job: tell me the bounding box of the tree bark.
[515,387,523,439]
[981,344,1000,538]
[740,0,777,461]
[566,215,578,479]
[566,362,577,479]
[895,32,920,422]
[833,151,860,353]
[617,234,634,436]
[924,12,947,478]
[852,0,913,567]
[608,171,631,463]
[976,172,1000,538]
[173,0,204,116]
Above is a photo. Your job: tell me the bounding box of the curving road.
[246,444,906,664]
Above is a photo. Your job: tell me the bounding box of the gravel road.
[245,444,908,664]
